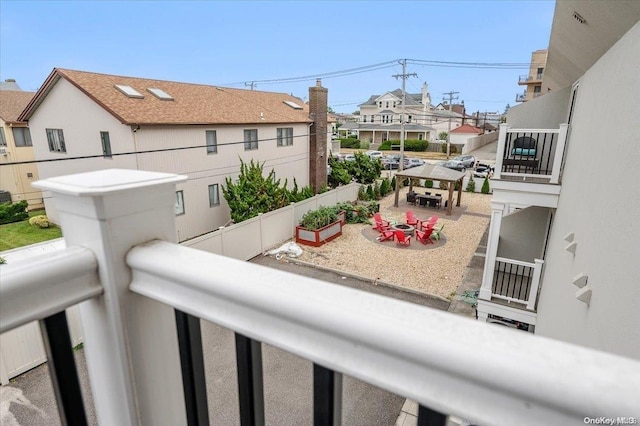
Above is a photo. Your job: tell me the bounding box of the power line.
[0,130,334,166]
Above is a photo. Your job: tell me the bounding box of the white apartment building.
[477,1,640,360]
[19,69,323,242]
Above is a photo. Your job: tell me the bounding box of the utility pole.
[245,81,256,90]
[442,90,459,158]
[393,59,417,172]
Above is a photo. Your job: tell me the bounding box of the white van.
[364,150,383,160]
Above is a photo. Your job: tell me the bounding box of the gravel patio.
[296,186,492,299]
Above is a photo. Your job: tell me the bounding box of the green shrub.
[439,180,449,190]
[339,138,360,148]
[438,131,448,140]
[455,180,461,191]
[380,178,390,196]
[378,139,428,152]
[299,206,338,230]
[29,215,50,228]
[425,179,434,188]
[359,140,370,149]
[358,185,367,201]
[373,181,381,200]
[465,175,476,192]
[0,200,29,225]
[366,184,374,200]
[481,176,491,194]
[391,176,396,190]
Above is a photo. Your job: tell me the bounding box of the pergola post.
[447,182,455,215]
[456,178,463,206]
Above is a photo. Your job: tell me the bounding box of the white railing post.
[479,201,506,301]
[528,259,545,310]
[33,169,188,426]
[550,124,569,184]
[493,124,508,180]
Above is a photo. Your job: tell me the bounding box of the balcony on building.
[518,74,543,85]
[477,206,549,327]
[515,92,527,102]
[1,169,638,426]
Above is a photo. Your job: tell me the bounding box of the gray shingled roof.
[359,89,423,107]
[340,122,434,131]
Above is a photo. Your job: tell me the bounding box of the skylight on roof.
[147,88,174,101]
[115,85,144,99]
[283,100,303,110]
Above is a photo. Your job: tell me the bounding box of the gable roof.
[0,90,35,123]
[19,68,312,125]
[451,124,483,134]
[359,89,423,107]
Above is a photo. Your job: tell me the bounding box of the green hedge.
[378,139,428,152]
[0,200,29,225]
[339,138,361,148]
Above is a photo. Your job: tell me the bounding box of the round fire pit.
[391,223,415,236]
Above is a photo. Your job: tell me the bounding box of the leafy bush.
[299,206,338,230]
[29,215,50,228]
[438,131,448,140]
[425,179,434,188]
[465,175,476,192]
[328,152,382,188]
[378,139,428,152]
[439,180,448,190]
[223,159,313,223]
[481,176,491,194]
[373,181,381,199]
[359,140,370,149]
[339,138,361,148]
[358,185,367,201]
[379,178,390,196]
[366,184,374,200]
[391,176,396,190]
[0,201,29,225]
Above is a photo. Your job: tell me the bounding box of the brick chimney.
[308,79,328,193]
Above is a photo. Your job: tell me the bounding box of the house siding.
[535,21,640,359]
[27,78,310,241]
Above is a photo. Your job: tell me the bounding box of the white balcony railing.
[489,257,543,310]
[1,169,639,426]
[494,123,569,184]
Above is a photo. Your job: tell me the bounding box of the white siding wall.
[507,86,571,129]
[28,78,137,223]
[27,79,310,240]
[535,22,640,359]
[135,124,309,240]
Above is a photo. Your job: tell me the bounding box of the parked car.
[436,160,467,172]
[452,155,476,168]
[382,158,400,170]
[343,154,356,162]
[473,163,494,178]
[365,150,383,160]
[404,158,426,168]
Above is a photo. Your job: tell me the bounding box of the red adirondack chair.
[372,212,391,232]
[394,230,411,246]
[376,229,395,242]
[415,227,434,244]
[421,215,439,231]
[405,210,423,229]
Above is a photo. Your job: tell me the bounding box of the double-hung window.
[206,130,217,154]
[46,129,66,153]
[13,128,32,147]
[244,129,258,151]
[208,184,220,207]
[100,131,112,158]
[277,127,293,147]
[175,191,185,215]
[0,128,6,146]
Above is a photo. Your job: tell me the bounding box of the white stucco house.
[476,0,640,360]
[18,69,326,242]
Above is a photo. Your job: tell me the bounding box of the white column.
[550,124,569,184]
[33,169,188,426]
[493,124,508,180]
[527,259,545,310]
[479,201,506,300]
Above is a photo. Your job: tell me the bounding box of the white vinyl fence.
[461,131,498,154]
[0,183,361,384]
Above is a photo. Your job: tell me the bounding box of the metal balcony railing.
[1,169,639,426]
[515,92,527,102]
[490,257,543,310]
[494,123,569,184]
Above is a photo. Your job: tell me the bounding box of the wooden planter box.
[295,220,343,247]
[337,210,347,225]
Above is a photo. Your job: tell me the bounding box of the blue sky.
[1,1,555,114]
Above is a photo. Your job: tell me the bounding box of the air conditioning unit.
[0,147,8,155]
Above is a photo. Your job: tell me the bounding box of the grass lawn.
[0,210,62,252]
